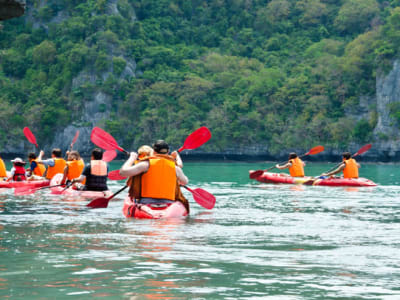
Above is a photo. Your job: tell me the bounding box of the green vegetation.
[1,0,400,153]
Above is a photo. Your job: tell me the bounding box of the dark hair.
[153,140,169,154]
[289,152,297,159]
[52,148,62,158]
[28,152,37,159]
[92,148,103,160]
[342,152,351,159]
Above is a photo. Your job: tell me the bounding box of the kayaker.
[6,158,27,181]
[120,140,189,208]
[61,150,85,185]
[0,155,7,181]
[275,152,305,177]
[37,148,67,180]
[27,152,46,179]
[71,148,109,192]
[322,152,360,178]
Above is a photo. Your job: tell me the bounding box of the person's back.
[342,154,359,179]
[288,156,305,177]
[0,156,7,180]
[81,149,108,191]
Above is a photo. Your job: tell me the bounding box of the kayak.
[122,197,188,219]
[249,170,377,187]
[50,173,112,199]
[0,179,50,189]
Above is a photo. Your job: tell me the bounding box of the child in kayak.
[275,152,306,177]
[7,158,27,182]
[27,152,46,180]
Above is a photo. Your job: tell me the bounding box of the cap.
[11,157,26,164]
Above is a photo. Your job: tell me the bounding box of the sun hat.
[11,157,26,164]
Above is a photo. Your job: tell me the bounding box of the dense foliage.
[1,0,400,153]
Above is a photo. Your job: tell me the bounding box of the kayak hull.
[50,173,112,199]
[249,170,377,187]
[123,197,188,219]
[0,179,50,189]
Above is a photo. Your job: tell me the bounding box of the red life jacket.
[13,165,27,181]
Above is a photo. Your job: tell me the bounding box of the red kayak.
[249,170,377,187]
[0,179,50,189]
[123,197,188,219]
[50,173,112,199]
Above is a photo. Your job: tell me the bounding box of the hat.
[11,157,26,164]
[153,140,169,154]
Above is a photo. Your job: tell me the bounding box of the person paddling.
[120,140,189,209]
[0,155,7,181]
[322,152,360,178]
[275,152,306,177]
[27,152,46,179]
[71,148,109,192]
[61,150,85,185]
[37,148,67,180]
[7,158,27,182]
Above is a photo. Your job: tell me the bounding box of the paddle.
[323,144,372,174]
[249,145,325,179]
[23,127,38,148]
[90,127,128,154]
[70,130,80,150]
[87,185,128,208]
[108,170,126,181]
[182,186,215,209]
[14,183,66,196]
[178,126,212,152]
[103,150,117,162]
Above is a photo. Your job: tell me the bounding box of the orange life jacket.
[67,159,85,180]
[289,157,305,177]
[32,159,46,176]
[343,158,359,178]
[90,160,107,176]
[46,158,67,179]
[0,158,6,177]
[141,155,177,200]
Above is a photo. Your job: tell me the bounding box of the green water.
[1,162,399,299]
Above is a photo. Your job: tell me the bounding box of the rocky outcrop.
[0,0,25,20]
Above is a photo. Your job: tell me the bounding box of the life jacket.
[66,159,85,180]
[127,155,189,213]
[289,157,304,177]
[32,159,46,176]
[0,158,6,177]
[85,160,108,191]
[141,154,177,201]
[13,165,26,181]
[46,158,67,180]
[343,158,359,179]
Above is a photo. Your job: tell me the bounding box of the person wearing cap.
[120,140,188,207]
[71,148,109,192]
[37,148,67,180]
[7,158,27,181]
[322,152,360,178]
[275,152,306,177]
[0,155,7,181]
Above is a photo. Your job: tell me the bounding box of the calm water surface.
[1,161,399,299]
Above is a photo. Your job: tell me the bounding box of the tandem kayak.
[249,170,377,187]
[122,197,188,219]
[0,179,50,189]
[50,174,112,199]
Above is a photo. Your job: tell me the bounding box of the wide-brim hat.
[11,157,26,164]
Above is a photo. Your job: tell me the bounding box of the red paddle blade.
[249,170,264,179]
[71,130,80,146]
[305,145,324,156]
[178,127,211,152]
[103,150,117,162]
[184,186,215,209]
[108,170,127,180]
[91,127,125,152]
[86,197,110,208]
[23,127,38,148]
[353,144,372,157]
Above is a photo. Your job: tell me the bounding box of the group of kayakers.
[275,152,360,179]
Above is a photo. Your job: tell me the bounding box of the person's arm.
[176,166,188,185]
[119,152,150,177]
[61,165,69,184]
[171,151,183,168]
[322,163,345,177]
[275,162,292,170]
[6,168,15,182]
